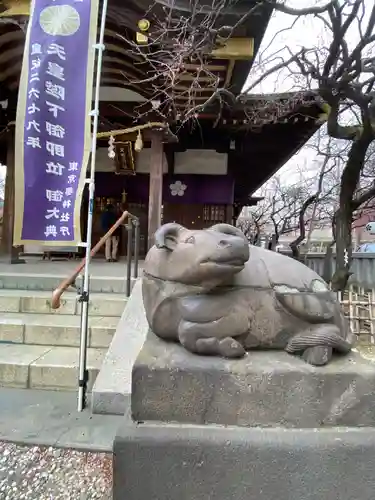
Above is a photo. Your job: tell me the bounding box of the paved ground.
[0,443,112,499]
[0,389,123,497]
[0,256,144,278]
[0,388,127,451]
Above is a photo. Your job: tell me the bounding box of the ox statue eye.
[185,235,195,244]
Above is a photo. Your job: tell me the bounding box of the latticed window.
[203,205,226,224]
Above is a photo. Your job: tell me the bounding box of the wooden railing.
[51,210,138,309]
[339,285,375,346]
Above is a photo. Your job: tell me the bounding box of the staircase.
[0,288,126,391]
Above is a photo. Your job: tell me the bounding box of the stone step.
[0,272,136,294]
[0,289,126,317]
[0,312,118,348]
[0,344,105,391]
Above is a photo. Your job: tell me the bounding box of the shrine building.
[0,0,326,258]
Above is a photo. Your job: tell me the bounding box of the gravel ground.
[0,442,112,499]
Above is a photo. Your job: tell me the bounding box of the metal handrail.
[125,214,141,296]
[51,210,137,309]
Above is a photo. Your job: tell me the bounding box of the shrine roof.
[93,91,325,204]
[231,92,326,203]
[162,91,326,202]
[0,0,273,109]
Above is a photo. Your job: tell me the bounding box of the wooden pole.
[147,131,163,250]
[1,123,24,263]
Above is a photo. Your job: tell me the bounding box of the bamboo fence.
[339,286,375,345]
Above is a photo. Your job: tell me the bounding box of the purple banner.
[14,0,99,245]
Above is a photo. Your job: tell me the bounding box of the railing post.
[133,218,140,279]
[126,221,133,297]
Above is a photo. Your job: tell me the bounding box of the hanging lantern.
[113,141,136,176]
[134,130,143,152]
[108,135,115,159]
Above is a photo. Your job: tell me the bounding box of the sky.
[245,0,328,94]
[244,0,330,186]
[244,0,373,191]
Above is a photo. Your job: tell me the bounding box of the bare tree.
[113,0,261,123]
[305,127,375,249]
[243,0,375,290]
[240,170,324,250]
[236,217,260,243]
[237,189,280,244]
[114,0,332,124]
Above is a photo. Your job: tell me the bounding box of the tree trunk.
[322,241,334,284]
[331,204,352,291]
[331,135,372,291]
[305,154,329,254]
[290,194,317,261]
[253,220,261,245]
[271,218,280,245]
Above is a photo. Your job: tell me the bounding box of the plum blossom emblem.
[170,180,187,197]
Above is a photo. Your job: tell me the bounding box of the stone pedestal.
[132,332,375,428]
[113,333,375,499]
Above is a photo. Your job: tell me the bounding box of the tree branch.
[267,0,334,16]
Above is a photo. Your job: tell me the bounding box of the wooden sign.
[114,141,136,175]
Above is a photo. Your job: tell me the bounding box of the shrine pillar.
[147,131,163,250]
[1,122,24,263]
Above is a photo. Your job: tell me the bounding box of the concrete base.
[91,280,148,415]
[0,387,124,451]
[132,332,375,428]
[114,419,375,500]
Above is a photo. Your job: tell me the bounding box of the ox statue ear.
[154,223,184,251]
[209,223,248,243]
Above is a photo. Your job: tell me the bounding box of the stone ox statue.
[142,223,355,366]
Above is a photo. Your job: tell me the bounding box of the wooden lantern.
[113,141,136,175]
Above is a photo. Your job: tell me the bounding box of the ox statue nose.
[214,235,249,263]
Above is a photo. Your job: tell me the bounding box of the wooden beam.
[174,95,213,101]
[99,102,140,116]
[182,63,227,72]
[147,131,163,250]
[102,55,144,76]
[176,74,224,83]
[0,30,24,45]
[102,43,135,61]
[99,77,151,95]
[1,124,13,256]
[0,0,30,17]
[1,123,24,263]
[173,85,218,93]
[224,59,235,88]
[0,45,23,66]
[0,61,21,82]
[211,38,254,60]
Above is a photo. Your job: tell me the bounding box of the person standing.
[101,203,120,262]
